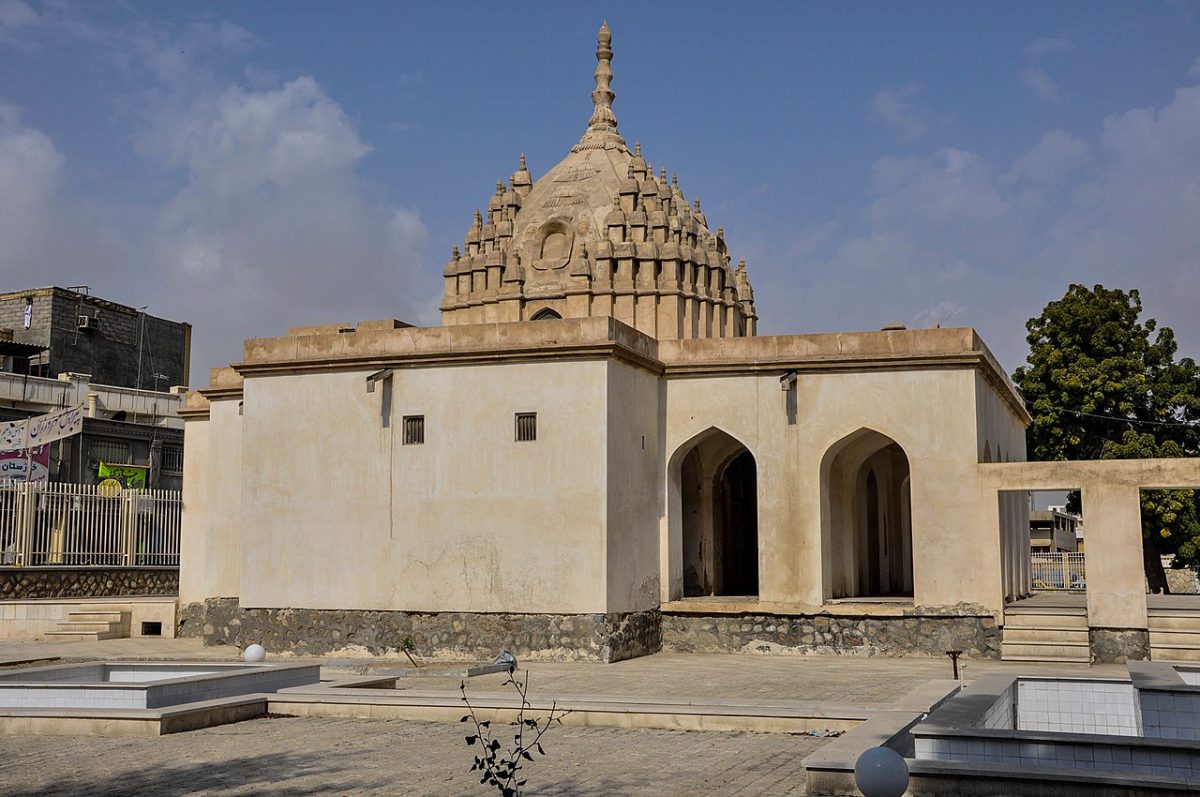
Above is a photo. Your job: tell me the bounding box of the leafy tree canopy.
[1013,284,1200,587]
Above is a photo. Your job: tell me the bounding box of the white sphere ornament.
[854,746,909,797]
[243,643,266,663]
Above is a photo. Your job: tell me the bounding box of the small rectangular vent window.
[515,412,537,442]
[403,415,425,445]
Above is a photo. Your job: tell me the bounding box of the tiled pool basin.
[912,663,1200,782]
[0,662,319,710]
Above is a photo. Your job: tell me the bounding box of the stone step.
[43,628,125,640]
[1150,646,1200,663]
[1148,630,1200,647]
[1004,604,1088,617]
[1001,627,1089,644]
[48,608,131,641]
[1003,613,1089,631]
[1003,612,1089,624]
[1001,641,1090,663]
[55,621,118,633]
[65,611,126,623]
[1148,614,1200,631]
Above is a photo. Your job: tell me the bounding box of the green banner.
[98,462,148,490]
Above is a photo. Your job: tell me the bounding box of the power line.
[1050,406,1200,428]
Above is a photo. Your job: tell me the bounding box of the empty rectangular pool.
[0,662,320,710]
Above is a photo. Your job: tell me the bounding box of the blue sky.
[2,1,1199,381]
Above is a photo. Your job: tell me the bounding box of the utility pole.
[135,306,148,391]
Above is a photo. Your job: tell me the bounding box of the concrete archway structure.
[821,428,913,599]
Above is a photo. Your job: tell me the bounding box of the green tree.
[1013,284,1200,592]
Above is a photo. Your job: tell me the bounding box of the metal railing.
[1031,551,1086,591]
[0,482,180,567]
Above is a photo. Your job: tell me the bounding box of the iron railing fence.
[0,482,180,567]
[1031,551,1086,591]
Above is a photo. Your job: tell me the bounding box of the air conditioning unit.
[77,315,94,330]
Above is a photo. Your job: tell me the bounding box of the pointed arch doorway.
[821,428,914,599]
[672,429,759,598]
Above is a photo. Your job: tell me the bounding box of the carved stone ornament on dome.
[529,222,575,271]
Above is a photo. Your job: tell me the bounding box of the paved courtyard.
[0,716,824,797]
[0,637,1132,796]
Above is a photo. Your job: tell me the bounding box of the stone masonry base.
[178,599,661,664]
[661,606,1002,659]
[0,567,178,600]
[1089,628,1150,663]
[180,598,1003,662]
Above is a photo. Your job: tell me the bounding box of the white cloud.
[142,76,427,374]
[870,84,927,140]
[0,0,35,29]
[0,16,428,381]
[0,102,124,286]
[1005,130,1090,185]
[771,79,1200,372]
[1027,37,1073,59]
[1019,67,1059,101]
[912,300,967,328]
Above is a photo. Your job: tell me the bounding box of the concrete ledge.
[803,680,960,795]
[0,695,267,736]
[268,686,872,734]
[905,759,1200,795]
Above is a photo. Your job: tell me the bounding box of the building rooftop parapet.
[212,317,1027,421]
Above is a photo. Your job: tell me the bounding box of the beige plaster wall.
[178,413,209,604]
[238,361,613,614]
[604,360,662,613]
[180,398,245,604]
[663,367,1004,611]
[973,372,1031,602]
[207,399,243,599]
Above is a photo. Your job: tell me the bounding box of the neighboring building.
[1030,509,1080,553]
[178,23,1200,665]
[0,286,191,390]
[0,289,189,489]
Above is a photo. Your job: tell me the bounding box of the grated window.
[91,438,131,465]
[403,415,425,445]
[514,412,537,442]
[160,447,184,474]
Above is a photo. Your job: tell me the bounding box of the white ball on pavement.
[243,643,266,663]
[854,746,909,797]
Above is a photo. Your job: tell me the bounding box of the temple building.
[440,23,756,338]
[179,24,1200,664]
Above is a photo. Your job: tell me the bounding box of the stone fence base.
[0,567,178,600]
[662,606,1002,659]
[179,598,1003,662]
[177,598,661,664]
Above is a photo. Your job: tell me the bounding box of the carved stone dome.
[441,22,757,340]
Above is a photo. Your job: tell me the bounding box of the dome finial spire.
[573,21,627,153]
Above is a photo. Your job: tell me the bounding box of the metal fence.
[1031,551,1086,591]
[0,482,181,567]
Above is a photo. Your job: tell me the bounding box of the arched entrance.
[673,429,759,597]
[821,428,913,599]
[531,308,562,320]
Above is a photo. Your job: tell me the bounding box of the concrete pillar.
[1081,482,1147,630]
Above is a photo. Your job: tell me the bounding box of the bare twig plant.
[459,669,568,796]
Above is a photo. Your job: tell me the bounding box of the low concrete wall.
[0,568,178,600]
[178,599,661,663]
[662,606,1001,659]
